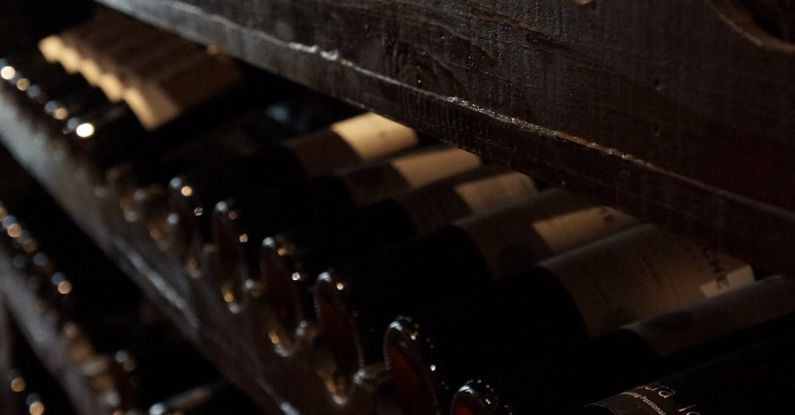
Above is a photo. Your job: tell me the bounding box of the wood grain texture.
[92,0,795,273]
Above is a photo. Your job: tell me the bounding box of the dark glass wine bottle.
[122,49,243,131]
[43,84,109,125]
[8,316,77,415]
[68,16,150,86]
[0,180,142,338]
[167,112,422,273]
[147,381,261,415]
[210,145,483,309]
[43,7,131,74]
[61,100,145,164]
[568,328,795,414]
[1,50,90,109]
[383,224,756,415]
[106,91,357,218]
[90,30,181,101]
[108,341,220,411]
[312,189,638,397]
[450,275,795,415]
[58,60,279,178]
[98,36,202,103]
[254,165,539,351]
[0,50,61,87]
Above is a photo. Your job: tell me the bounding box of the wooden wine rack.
[0,0,793,413]
[0,81,393,414]
[0,256,116,415]
[93,0,795,275]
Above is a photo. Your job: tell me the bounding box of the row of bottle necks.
[2,301,260,415]
[1,11,793,415]
[0,180,263,414]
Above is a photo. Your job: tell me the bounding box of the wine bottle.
[147,381,261,415]
[24,67,92,110]
[61,100,144,163]
[1,50,61,85]
[108,341,220,410]
[71,17,144,71]
[5,369,31,414]
[8,318,77,415]
[60,59,266,178]
[106,92,357,217]
[384,224,757,415]
[92,31,184,102]
[167,112,422,272]
[43,84,109,124]
[209,145,483,308]
[98,36,203,103]
[44,8,131,73]
[69,17,151,85]
[450,275,795,415]
[121,47,242,130]
[0,182,142,336]
[1,50,89,109]
[568,329,795,414]
[254,165,539,350]
[24,251,57,297]
[312,189,638,396]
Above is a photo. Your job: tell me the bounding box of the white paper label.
[391,148,482,188]
[699,266,756,298]
[38,36,65,63]
[454,172,538,214]
[330,113,419,161]
[545,224,755,337]
[531,205,637,254]
[626,276,795,356]
[458,190,639,279]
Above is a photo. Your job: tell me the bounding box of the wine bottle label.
[589,383,713,414]
[624,276,795,356]
[125,52,240,130]
[330,113,419,161]
[454,172,538,214]
[391,147,482,188]
[158,121,268,169]
[531,206,636,255]
[38,36,66,63]
[339,147,483,207]
[396,169,538,234]
[459,190,638,278]
[544,224,755,337]
[592,330,795,414]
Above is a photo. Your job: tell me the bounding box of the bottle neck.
[450,382,511,415]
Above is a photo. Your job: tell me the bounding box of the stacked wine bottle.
[0,167,265,414]
[0,6,791,415]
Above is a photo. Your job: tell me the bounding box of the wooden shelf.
[0,83,394,414]
[0,256,117,415]
[91,0,795,273]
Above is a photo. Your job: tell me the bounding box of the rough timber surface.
[93,0,795,272]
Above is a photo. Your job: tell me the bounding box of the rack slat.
[0,257,113,415]
[90,0,795,273]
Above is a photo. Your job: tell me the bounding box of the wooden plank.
[93,0,795,272]
[0,257,116,415]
